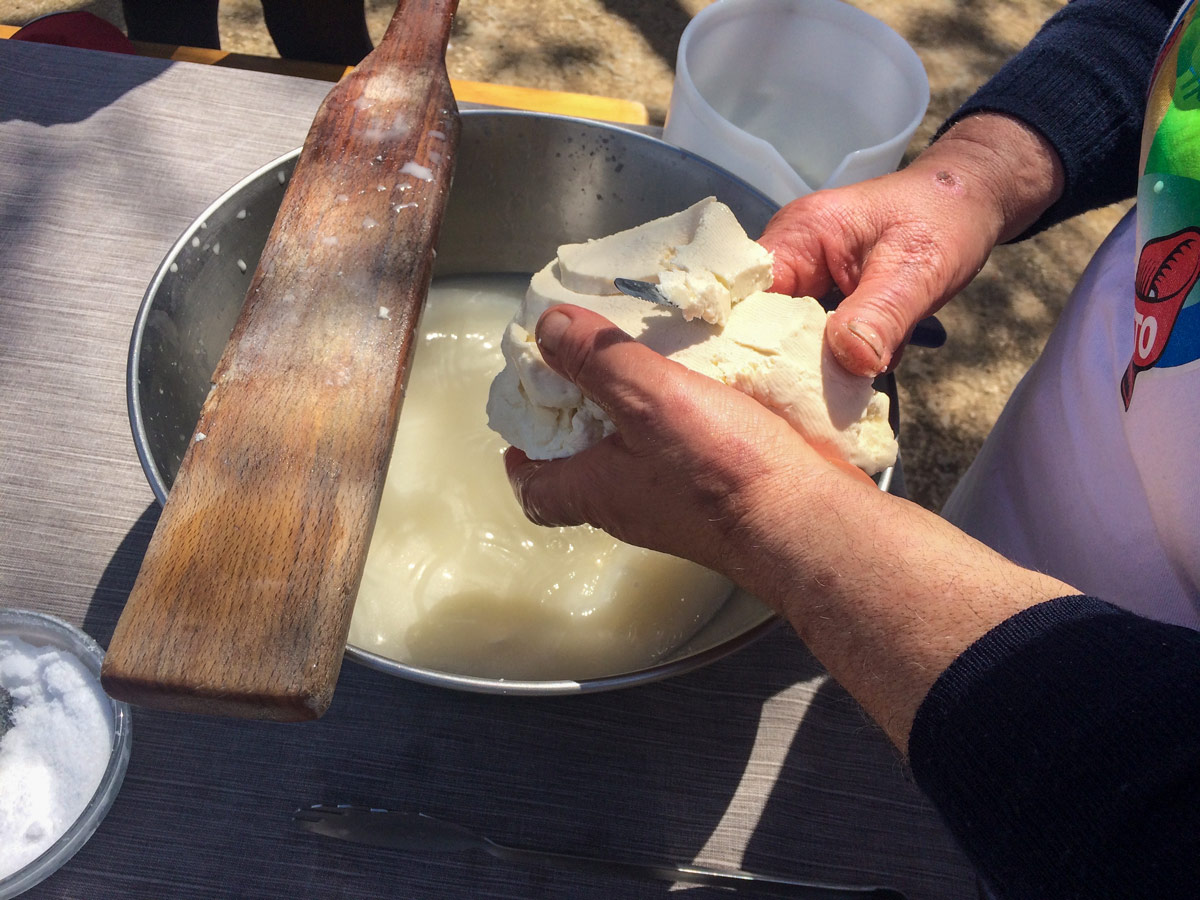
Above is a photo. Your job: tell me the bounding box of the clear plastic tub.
[0,609,132,899]
[664,0,929,204]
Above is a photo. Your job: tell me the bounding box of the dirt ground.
[4,0,1130,510]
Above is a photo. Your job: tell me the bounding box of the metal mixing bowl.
[128,109,896,694]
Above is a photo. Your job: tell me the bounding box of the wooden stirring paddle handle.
[102,0,461,720]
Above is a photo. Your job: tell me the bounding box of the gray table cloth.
[0,39,975,899]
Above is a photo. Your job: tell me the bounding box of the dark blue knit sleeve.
[908,596,1200,899]
[937,0,1181,237]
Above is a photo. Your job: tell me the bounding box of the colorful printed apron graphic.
[1129,0,1200,408]
[1123,227,1200,406]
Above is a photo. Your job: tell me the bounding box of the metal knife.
[293,804,907,899]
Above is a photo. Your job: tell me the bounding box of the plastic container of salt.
[0,609,132,899]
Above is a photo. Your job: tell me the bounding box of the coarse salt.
[0,637,113,879]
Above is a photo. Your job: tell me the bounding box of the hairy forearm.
[760,111,1066,376]
[914,112,1065,245]
[725,461,1074,755]
[936,0,1176,235]
[509,304,1076,756]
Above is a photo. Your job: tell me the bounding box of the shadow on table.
[0,40,178,327]
[83,503,160,647]
[0,39,172,127]
[67,505,975,900]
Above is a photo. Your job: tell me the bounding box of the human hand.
[504,301,1077,750]
[760,113,1065,376]
[504,303,875,592]
[504,302,1076,751]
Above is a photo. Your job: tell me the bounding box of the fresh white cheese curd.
[487,200,898,474]
[348,275,732,681]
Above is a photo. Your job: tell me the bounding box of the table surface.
[0,39,976,900]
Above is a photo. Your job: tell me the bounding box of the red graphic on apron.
[1122,227,1200,408]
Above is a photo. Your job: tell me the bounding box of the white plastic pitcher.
[664,0,929,205]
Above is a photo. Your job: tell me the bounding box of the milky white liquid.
[348,275,732,681]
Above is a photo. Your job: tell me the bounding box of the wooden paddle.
[102,0,461,720]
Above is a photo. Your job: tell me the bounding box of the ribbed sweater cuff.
[935,0,1177,239]
[909,595,1200,897]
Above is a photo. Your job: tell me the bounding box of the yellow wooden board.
[0,25,649,125]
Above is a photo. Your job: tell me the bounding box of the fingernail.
[846,319,888,370]
[537,308,571,355]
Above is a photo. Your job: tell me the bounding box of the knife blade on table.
[293,804,907,899]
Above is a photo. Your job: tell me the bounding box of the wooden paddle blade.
[102,0,461,720]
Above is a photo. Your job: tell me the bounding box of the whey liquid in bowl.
[348,275,733,681]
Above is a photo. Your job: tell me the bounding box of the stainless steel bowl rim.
[348,618,782,695]
[125,109,896,694]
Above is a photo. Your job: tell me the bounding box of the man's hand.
[504,300,1075,753]
[504,304,873,583]
[760,113,1065,376]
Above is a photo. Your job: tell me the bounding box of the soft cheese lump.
[349,276,733,681]
[556,196,772,325]
[486,201,899,474]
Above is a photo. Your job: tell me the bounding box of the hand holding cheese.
[487,198,898,475]
[503,301,862,573]
[505,301,1075,754]
[760,113,1066,376]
